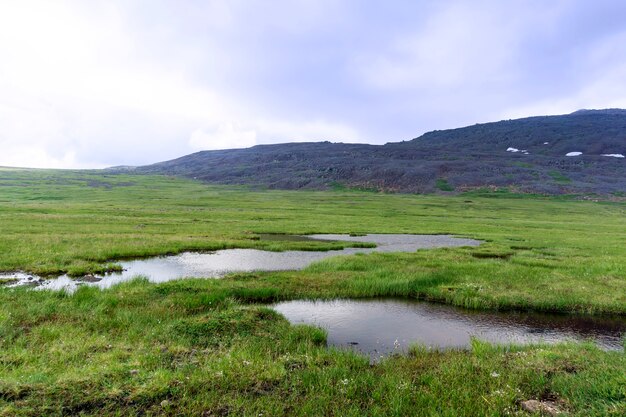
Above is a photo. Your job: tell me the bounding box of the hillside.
[137,110,626,194]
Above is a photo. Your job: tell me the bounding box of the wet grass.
[1,169,623,314]
[0,281,624,416]
[0,169,624,415]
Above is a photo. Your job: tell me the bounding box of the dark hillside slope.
[138,110,625,194]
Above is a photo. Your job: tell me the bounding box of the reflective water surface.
[272,299,626,360]
[2,234,480,291]
[4,234,622,358]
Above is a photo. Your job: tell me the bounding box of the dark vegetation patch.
[231,287,282,303]
[436,178,454,191]
[172,307,281,347]
[87,180,136,188]
[548,170,572,183]
[470,251,515,260]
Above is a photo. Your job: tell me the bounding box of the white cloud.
[189,123,257,150]
[0,145,95,169]
[0,1,364,167]
[0,2,229,118]
[498,22,626,119]
[1,1,625,168]
[0,1,234,167]
[255,119,361,144]
[352,3,523,92]
[189,119,361,151]
[500,60,626,119]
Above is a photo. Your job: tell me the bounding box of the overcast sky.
[2,0,626,168]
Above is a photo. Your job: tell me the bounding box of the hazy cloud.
[189,119,361,151]
[1,0,626,168]
[190,123,257,151]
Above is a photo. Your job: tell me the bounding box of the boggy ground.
[0,169,624,416]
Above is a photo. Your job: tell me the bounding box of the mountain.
[137,110,626,195]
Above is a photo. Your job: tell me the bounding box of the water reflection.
[3,234,480,291]
[272,299,626,360]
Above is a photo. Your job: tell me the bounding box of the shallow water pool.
[2,234,480,291]
[272,298,626,361]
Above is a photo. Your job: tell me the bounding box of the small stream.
[272,299,626,360]
[1,234,479,291]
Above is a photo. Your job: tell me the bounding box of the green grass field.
[0,169,624,416]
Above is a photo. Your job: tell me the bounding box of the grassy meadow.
[0,169,624,416]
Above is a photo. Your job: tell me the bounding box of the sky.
[2,0,626,169]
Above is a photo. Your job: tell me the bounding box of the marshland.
[0,169,624,416]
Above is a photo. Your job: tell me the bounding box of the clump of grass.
[436,178,454,191]
[66,262,123,277]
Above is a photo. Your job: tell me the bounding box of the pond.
[272,299,626,361]
[4,234,622,358]
[2,234,480,291]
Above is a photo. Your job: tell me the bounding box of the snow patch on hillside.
[507,147,529,154]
